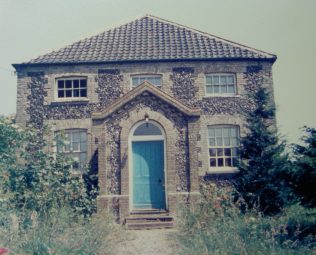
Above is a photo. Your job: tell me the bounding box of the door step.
[125,213,173,230]
[130,209,168,215]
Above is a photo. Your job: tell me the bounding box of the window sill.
[205,167,239,175]
[203,94,240,98]
[51,98,89,105]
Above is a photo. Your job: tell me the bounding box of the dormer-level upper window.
[131,75,162,88]
[57,77,87,98]
[205,74,236,96]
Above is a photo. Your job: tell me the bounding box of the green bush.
[0,116,96,224]
[292,127,316,207]
[176,182,316,255]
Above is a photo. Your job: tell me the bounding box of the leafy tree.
[292,127,316,207]
[0,116,95,225]
[234,70,292,215]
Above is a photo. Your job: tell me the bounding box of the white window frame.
[207,125,240,173]
[130,74,162,88]
[205,73,236,96]
[55,129,88,172]
[55,76,88,101]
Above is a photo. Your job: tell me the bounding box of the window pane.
[216,137,223,146]
[217,148,223,156]
[132,76,161,87]
[72,142,79,152]
[73,80,79,88]
[139,77,146,84]
[232,158,238,166]
[132,78,139,86]
[232,148,238,157]
[213,85,220,93]
[58,80,64,88]
[221,85,227,93]
[208,128,215,137]
[134,123,162,136]
[81,141,87,152]
[224,137,230,146]
[220,76,227,85]
[64,143,71,152]
[80,79,87,88]
[213,76,219,85]
[225,158,232,167]
[80,89,87,97]
[206,86,213,94]
[217,158,224,167]
[227,76,234,84]
[58,90,64,98]
[215,128,222,137]
[206,76,212,84]
[73,89,80,97]
[230,127,238,137]
[224,148,231,156]
[80,132,87,142]
[73,132,80,142]
[209,138,215,146]
[65,80,72,88]
[210,158,216,167]
[209,148,216,157]
[231,138,238,146]
[222,127,230,137]
[66,90,72,97]
[227,85,235,93]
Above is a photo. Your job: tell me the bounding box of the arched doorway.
[129,120,167,211]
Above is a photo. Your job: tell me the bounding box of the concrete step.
[125,212,174,230]
[125,215,173,224]
[126,221,174,230]
[130,209,168,215]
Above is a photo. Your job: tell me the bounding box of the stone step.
[125,212,174,230]
[125,215,173,224]
[130,209,168,215]
[126,221,174,230]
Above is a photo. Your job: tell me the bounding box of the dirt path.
[113,229,179,255]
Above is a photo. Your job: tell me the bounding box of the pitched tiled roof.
[18,15,276,65]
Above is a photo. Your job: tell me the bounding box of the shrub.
[0,117,96,226]
[176,182,315,255]
[292,127,316,207]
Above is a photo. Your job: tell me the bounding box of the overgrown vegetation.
[0,116,120,254]
[177,183,316,255]
[177,70,316,254]
[292,127,316,207]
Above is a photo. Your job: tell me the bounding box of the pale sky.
[0,0,315,143]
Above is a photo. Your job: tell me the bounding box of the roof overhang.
[12,56,277,70]
[92,81,201,120]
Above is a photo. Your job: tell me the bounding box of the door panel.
[132,141,165,209]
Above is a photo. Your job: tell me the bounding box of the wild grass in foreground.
[176,182,316,255]
[0,207,123,255]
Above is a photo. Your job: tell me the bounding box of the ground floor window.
[56,129,87,171]
[208,125,239,169]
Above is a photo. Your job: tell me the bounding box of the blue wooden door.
[132,141,165,209]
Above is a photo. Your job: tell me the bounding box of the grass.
[176,182,316,255]
[0,207,123,255]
